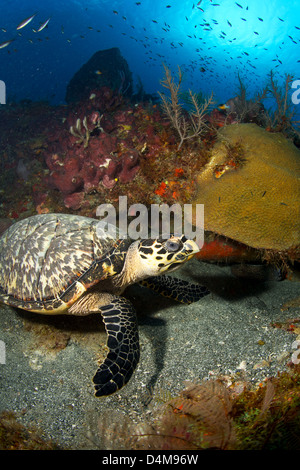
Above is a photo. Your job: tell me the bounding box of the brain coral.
[193,123,300,255]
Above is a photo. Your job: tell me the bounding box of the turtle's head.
[136,235,199,277]
[116,235,199,289]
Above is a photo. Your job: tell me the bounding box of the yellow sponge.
[193,124,300,253]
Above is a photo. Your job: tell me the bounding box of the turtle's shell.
[0,213,130,313]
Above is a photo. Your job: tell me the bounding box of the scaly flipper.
[140,275,210,304]
[93,297,140,397]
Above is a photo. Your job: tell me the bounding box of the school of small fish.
[0,12,51,49]
[0,2,299,95]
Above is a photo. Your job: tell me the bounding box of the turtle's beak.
[183,239,200,260]
[162,239,200,273]
[172,239,200,264]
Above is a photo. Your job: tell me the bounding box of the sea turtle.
[0,213,209,397]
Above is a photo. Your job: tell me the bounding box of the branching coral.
[230,73,268,124]
[221,72,300,143]
[69,113,103,148]
[264,71,300,134]
[158,64,214,149]
[70,116,90,148]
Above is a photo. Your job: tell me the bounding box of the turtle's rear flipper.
[93,297,140,397]
[140,275,210,304]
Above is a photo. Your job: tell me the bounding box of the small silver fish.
[37,17,50,32]
[0,39,14,49]
[16,12,37,30]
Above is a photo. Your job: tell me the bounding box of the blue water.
[0,0,299,114]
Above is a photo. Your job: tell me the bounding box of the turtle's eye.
[165,239,181,252]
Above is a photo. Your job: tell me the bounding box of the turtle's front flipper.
[93,297,140,397]
[140,275,210,304]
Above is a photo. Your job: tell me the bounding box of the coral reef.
[140,380,236,450]
[232,366,300,450]
[0,62,300,450]
[0,57,299,269]
[94,365,300,450]
[43,87,144,209]
[0,87,204,219]
[192,123,300,260]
